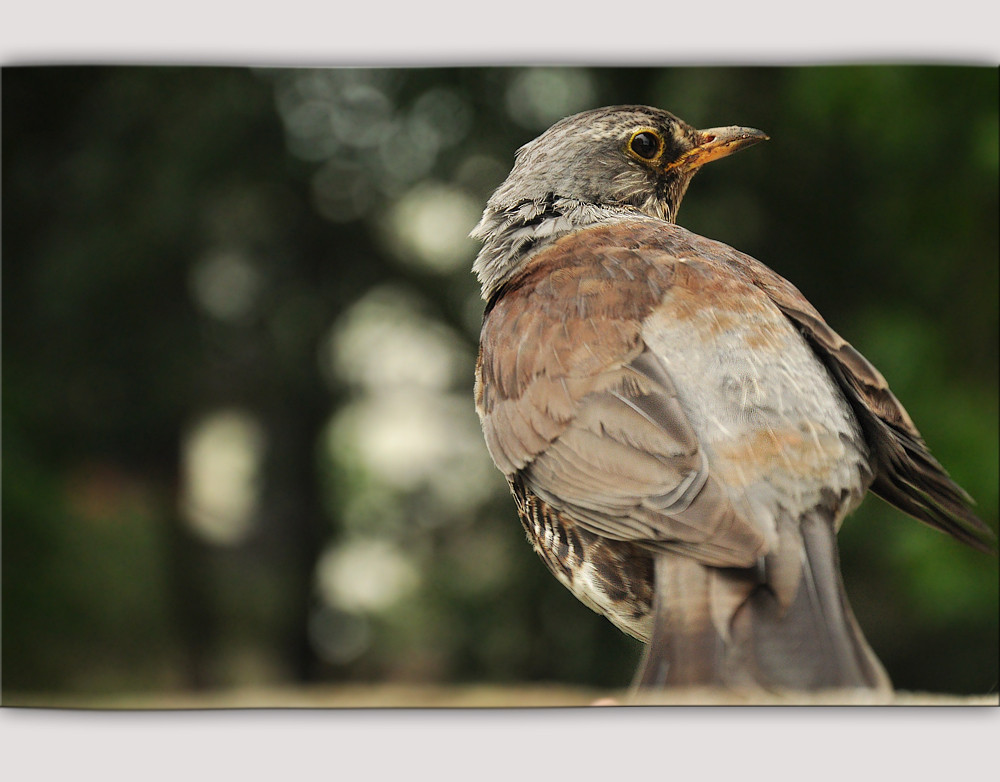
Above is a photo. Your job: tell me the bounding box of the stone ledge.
[5,684,998,709]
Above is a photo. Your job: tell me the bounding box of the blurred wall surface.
[2,65,997,704]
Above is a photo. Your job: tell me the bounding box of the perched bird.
[471,105,996,693]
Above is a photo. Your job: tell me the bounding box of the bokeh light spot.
[316,539,419,613]
[181,409,266,546]
[189,251,262,322]
[385,183,480,272]
[505,68,597,130]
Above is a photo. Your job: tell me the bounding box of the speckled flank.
[512,478,654,641]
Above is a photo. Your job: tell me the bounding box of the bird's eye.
[628,130,662,160]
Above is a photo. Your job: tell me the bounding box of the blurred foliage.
[2,65,997,702]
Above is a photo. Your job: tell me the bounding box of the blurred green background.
[3,65,997,704]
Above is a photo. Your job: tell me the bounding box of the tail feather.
[633,513,890,692]
[633,553,722,689]
[733,512,889,690]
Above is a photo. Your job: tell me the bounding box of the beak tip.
[742,128,769,143]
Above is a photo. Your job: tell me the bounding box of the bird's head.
[471,105,767,299]
[483,105,768,224]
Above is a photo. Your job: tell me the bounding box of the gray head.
[472,105,767,298]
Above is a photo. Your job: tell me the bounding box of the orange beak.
[662,125,769,173]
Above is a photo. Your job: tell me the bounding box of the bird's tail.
[633,512,890,693]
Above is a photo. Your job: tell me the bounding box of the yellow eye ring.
[627,128,663,161]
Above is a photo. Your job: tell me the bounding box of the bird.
[470,105,996,694]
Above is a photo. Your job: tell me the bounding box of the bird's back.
[479,220,873,557]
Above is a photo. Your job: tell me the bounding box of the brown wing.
[476,224,767,568]
[725,242,997,554]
